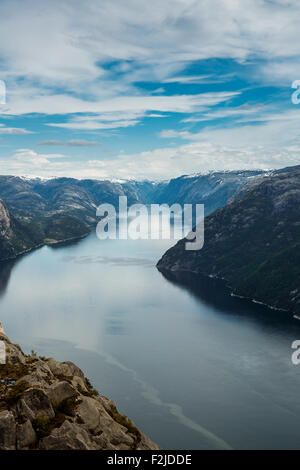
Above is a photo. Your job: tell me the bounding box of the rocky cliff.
[0,197,90,262]
[0,324,159,450]
[0,199,38,260]
[157,165,300,315]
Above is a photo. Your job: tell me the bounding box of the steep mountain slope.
[0,199,41,260]
[0,198,89,261]
[155,170,265,215]
[157,166,300,314]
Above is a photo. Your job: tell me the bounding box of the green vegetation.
[106,403,141,450]
[0,380,31,410]
[84,377,99,397]
[0,209,90,262]
[33,410,66,439]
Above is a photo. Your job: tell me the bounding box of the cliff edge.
[0,324,159,450]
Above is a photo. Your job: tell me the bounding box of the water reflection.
[0,236,87,297]
[62,255,154,267]
[158,268,300,332]
[0,259,17,297]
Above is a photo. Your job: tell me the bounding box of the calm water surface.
[1,232,300,450]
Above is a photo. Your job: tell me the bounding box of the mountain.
[0,198,89,261]
[0,176,149,222]
[0,176,164,261]
[0,324,159,450]
[155,170,266,215]
[0,170,266,262]
[0,170,266,220]
[0,199,42,261]
[157,165,300,315]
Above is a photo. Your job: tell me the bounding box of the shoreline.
[0,230,92,264]
[157,265,295,318]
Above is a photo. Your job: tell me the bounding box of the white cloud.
[14,148,64,161]
[163,75,212,84]
[2,102,300,180]
[0,1,300,179]
[159,106,300,148]
[148,113,166,118]
[47,120,140,131]
[0,124,32,135]
[0,0,299,118]
[1,137,299,181]
[1,91,239,117]
[180,105,266,123]
[1,0,299,84]
[152,88,165,94]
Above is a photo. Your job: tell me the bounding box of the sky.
[0,0,300,180]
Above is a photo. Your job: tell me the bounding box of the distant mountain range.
[157,165,300,315]
[154,170,266,215]
[0,170,264,261]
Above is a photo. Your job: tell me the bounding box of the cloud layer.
[0,0,299,178]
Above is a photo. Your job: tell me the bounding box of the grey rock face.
[77,396,101,431]
[0,201,11,238]
[17,419,37,450]
[22,389,56,421]
[47,381,78,408]
[39,420,96,450]
[0,410,16,450]
[47,358,84,379]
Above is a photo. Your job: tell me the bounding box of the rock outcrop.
[0,325,159,450]
[0,201,12,238]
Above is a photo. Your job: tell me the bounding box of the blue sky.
[0,0,300,180]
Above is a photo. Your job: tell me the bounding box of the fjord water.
[1,232,300,450]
